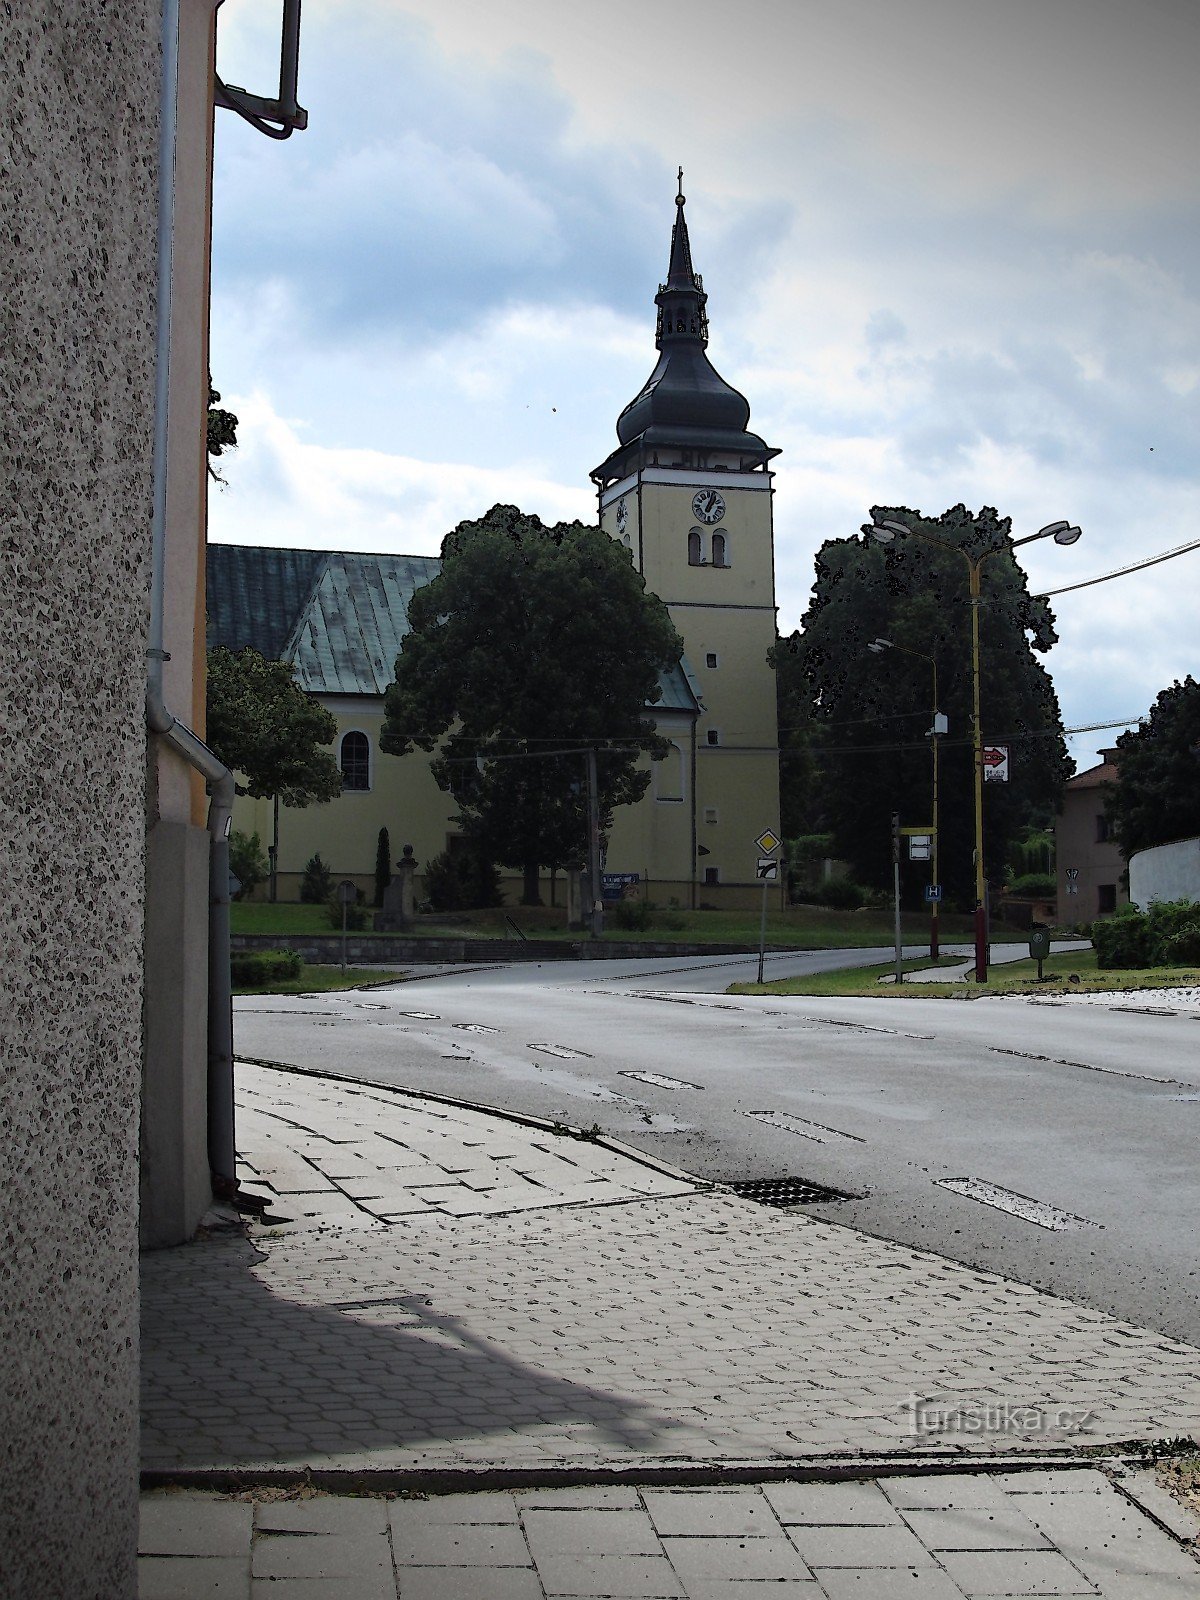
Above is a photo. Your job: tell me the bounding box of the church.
[208,182,783,908]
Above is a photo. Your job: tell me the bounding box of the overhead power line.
[1035,538,1200,599]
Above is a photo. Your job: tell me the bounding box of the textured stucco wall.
[0,7,159,1595]
[1129,837,1200,910]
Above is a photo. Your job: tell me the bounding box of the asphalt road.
[233,944,1200,1346]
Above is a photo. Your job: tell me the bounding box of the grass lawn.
[732,946,1200,999]
[231,898,1010,951]
[232,964,407,996]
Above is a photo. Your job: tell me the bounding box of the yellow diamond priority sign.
[755,828,781,856]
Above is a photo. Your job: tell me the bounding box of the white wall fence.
[1128,836,1200,909]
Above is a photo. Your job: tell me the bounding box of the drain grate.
[725,1176,856,1209]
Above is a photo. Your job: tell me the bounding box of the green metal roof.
[206,542,699,714]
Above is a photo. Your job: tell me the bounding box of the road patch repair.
[139,1061,1200,1597]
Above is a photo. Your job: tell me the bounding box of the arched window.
[687,528,703,566]
[340,730,370,791]
[711,532,728,568]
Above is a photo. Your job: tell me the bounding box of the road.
[232,944,1200,1346]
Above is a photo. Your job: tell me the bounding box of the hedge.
[1093,899,1200,969]
[230,948,303,985]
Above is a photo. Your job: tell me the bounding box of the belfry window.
[340,730,370,791]
[688,528,703,566]
[711,532,728,568]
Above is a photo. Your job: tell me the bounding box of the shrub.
[228,830,268,900]
[1006,872,1056,899]
[608,898,684,932]
[423,846,503,912]
[230,948,302,986]
[1092,905,1150,969]
[1147,899,1200,966]
[373,827,392,907]
[300,853,333,903]
[325,887,368,930]
[816,879,866,910]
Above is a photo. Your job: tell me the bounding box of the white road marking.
[454,1023,499,1034]
[936,1178,1101,1232]
[742,1110,864,1144]
[397,1011,439,1020]
[620,1070,703,1091]
[529,1043,591,1060]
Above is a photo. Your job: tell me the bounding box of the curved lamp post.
[862,518,1081,982]
[868,637,942,959]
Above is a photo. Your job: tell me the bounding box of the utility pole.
[892,811,903,985]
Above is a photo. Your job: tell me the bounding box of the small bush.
[230,948,302,986]
[229,830,268,900]
[424,847,503,911]
[1093,905,1150,969]
[1147,898,1200,965]
[1007,872,1057,899]
[300,853,333,903]
[325,888,368,930]
[816,879,866,910]
[609,898,683,932]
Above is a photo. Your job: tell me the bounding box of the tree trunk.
[520,859,542,905]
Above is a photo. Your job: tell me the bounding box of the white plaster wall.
[0,5,159,1593]
[1129,837,1200,909]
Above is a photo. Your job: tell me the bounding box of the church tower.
[592,176,782,902]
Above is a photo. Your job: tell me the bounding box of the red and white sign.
[982,744,1009,783]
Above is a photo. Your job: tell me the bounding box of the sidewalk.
[139,1061,1200,1597]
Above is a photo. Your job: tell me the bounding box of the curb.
[140,1451,1138,1500]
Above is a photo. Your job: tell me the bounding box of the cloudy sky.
[209,0,1199,773]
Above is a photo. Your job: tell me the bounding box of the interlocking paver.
[137,1065,1200,1598]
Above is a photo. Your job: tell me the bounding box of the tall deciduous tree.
[206,646,341,805]
[380,504,683,903]
[788,505,1070,904]
[207,645,343,901]
[1107,677,1200,859]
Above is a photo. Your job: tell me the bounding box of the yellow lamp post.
[868,637,942,958]
[864,517,1081,982]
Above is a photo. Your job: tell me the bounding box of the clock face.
[616,495,628,531]
[692,488,726,524]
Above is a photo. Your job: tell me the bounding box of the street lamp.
[862,517,1081,982]
[868,638,943,959]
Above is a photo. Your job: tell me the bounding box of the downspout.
[147,0,238,1192]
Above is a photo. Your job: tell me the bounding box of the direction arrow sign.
[755,828,781,856]
[1065,867,1079,880]
[982,744,1009,783]
[756,858,779,880]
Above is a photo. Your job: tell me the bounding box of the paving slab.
[139,1471,1200,1599]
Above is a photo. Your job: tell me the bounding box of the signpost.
[754,829,781,984]
[336,879,357,973]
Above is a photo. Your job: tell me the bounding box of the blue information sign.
[924,884,942,903]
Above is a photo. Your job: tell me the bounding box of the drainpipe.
[147,0,238,1191]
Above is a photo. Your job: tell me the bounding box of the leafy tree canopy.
[207,381,238,482]
[206,646,341,807]
[1107,677,1200,858]
[380,504,683,900]
[779,504,1070,904]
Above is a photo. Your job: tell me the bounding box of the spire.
[656,168,708,347]
[591,176,778,477]
[665,167,698,289]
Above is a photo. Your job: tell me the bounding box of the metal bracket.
[215,0,308,140]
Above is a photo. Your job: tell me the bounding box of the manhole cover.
[725,1177,856,1209]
